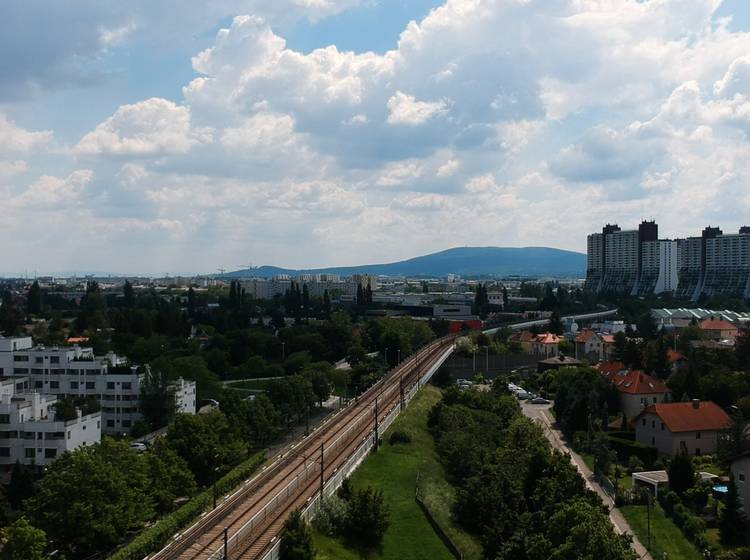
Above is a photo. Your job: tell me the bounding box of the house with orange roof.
[508,330,536,353]
[699,317,739,342]
[575,329,615,362]
[531,332,561,357]
[634,400,730,456]
[601,367,671,422]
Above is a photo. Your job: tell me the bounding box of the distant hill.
[224,246,586,279]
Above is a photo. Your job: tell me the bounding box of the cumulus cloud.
[0,114,53,153]
[386,91,449,125]
[6,0,750,273]
[75,98,211,156]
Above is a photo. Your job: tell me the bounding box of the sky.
[2,0,750,276]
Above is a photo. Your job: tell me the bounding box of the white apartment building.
[0,377,101,474]
[703,231,750,298]
[635,240,678,295]
[0,337,196,435]
[600,229,640,294]
[171,377,197,415]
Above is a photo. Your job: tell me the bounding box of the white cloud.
[7,0,750,273]
[436,159,459,177]
[75,98,212,156]
[0,114,53,154]
[15,170,93,207]
[386,91,449,125]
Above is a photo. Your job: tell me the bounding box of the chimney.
[691,399,700,409]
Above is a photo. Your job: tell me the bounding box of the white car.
[130,442,147,452]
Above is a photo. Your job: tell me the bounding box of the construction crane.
[216,268,226,275]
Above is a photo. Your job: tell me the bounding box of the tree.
[356,283,364,307]
[667,451,695,496]
[187,286,197,317]
[0,290,21,335]
[502,286,509,308]
[165,411,246,486]
[25,439,153,558]
[718,408,749,467]
[342,486,390,547]
[146,440,198,514]
[123,280,135,308]
[7,461,34,511]
[26,281,43,315]
[280,509,315,560]
[612,332,627,362]
[140,365,176,430]
[548,311,564,336]
[0,517,47,560]
[719,474,748,545]
[302,284,310,317]
[322,289,331,318]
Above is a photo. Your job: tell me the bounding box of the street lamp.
[212,452,221,509]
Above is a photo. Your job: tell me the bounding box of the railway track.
[153,336,455,560]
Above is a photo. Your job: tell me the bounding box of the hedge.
[109,451,266,560]
[605,434,657,466]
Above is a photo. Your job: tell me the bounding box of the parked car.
[130,442,147,452]
[531,397,550,405]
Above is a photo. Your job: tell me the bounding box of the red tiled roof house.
[575,329,614,362]
[634,400,730,457]
[600,366,671,423]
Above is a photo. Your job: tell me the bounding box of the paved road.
[521,401,653,560]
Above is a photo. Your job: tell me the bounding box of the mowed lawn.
[620,504,702,560]
[313,385,481,560]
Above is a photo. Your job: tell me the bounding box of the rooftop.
[637,401,730,433]
[603,369,670,395]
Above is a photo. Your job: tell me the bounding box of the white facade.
[0,377,101,474]
[170,378,197,415]
[0,337,202,435]
[639,240,678,294]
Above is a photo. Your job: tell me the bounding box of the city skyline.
[2,1,750,274]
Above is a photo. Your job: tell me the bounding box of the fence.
[414,472,463,560]
[258,344,455,560]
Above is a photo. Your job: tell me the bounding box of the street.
[521,401,653,560]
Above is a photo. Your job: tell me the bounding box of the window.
[0,415,9,425]
[85,382,95,390]
[24,448,35,459]
[106,420,115,428]
[661,422,665,431]
[35,357,43,364]
[653,397,657,403]
[642,418,646,426]
[50,381,59,389]
[0,448,9,457]
[651,421,655,428]
[696,431,701,439]
[70,381,78,389]
[695,448,701,456]
[44,449,57,459]
[106,382,115,390]
[67,431,71,439]
[13,355,28,362]
[97,421,100,429]
[122,382,132,390]
[14,368,29,374]
[50,356,60,364]
[34,381,43,389]
[740,472,746,483]
[122,420,131,428]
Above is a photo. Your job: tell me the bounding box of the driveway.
[521,401,653,560]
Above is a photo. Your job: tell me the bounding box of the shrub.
[109,452,265,560]
[605,435,657,466]
[627,455,644,474]
[313,495,347,537]
[341,486,390,547]
[389,429,412,445]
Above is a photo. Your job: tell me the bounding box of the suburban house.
[509,330,536,353]
[574,329,615,361]
[699,317,739,342]
[666,348,687,373]
[531,333,561,357]
[634,400,730,456]
[600,365,671,422]
[731,453,750,511]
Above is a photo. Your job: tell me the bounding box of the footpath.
[522,403,653,560]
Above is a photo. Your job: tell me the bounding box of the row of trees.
[429,384,635,560]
